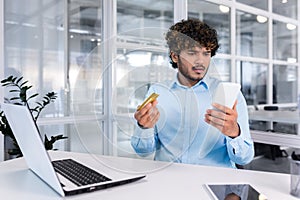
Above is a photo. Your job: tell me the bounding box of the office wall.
[0,0,299,160]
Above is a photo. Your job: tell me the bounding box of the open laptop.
[1,103,146,196]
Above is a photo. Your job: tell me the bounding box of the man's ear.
[170,52,178,63]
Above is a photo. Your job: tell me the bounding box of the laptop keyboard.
[52,159,112,186]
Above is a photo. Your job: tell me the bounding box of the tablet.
[212,82,241,108]
[205,183,267,200]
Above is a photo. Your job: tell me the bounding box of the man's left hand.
[205,100,240,138]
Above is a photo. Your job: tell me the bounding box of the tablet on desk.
[205,183,268,200]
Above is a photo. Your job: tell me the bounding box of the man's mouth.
[192,66,205,74]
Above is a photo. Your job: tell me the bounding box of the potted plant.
[0,75,67,158]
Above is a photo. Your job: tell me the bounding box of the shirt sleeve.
[226,134,254,165]
[131,124,157,157]
[225,92,255,165]
[130,87,159,157]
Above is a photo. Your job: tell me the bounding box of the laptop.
[1,103,146,196]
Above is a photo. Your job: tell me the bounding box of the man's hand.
[134,100,160,129]
[204,100,240,138]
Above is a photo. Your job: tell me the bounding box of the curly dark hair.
[165,19,219,68]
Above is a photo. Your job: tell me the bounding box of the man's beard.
[177,56,207,82]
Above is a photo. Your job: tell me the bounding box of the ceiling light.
[282,0,288,3]
[69,29,90,34]
[219,5,230,13]
[256,15,268,23]
[286,23,296,30]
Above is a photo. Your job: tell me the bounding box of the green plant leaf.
[22,85,32,90]
[27,93,39,100]
[9,89,19,93]
[20,80,28,87]
[10,97,20,101]
[1,83,12,86]
[16,77,23,84]
[3,75,13,82]
[11,77,17,82]
[1,75,66,157]
[32,106,39,110]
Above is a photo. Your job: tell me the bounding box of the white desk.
[248,110,299,124]
[249,110,300,148]
[0,151,298,200]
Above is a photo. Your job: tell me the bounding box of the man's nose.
[194,53,204,64]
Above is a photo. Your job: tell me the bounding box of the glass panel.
[273,65,298,104]
[273,122,298,135]
[210,58,231,82]
[113,49,173,115]
[273,20,297,62]
[115,0,174,116]
[237,61,268,105]
[273,0,297,19]
[249,120,298,135]
[38,124,69,151]
[39,121,104,154]
[4,0,65,117]
[68,0,103,116]
[113,120,149,158]
[117,0,173,41]
[188,0,230,54]
[236,0,268,10]
[115,0,174,157]
[236,10,268,58]
[3,0,104,158]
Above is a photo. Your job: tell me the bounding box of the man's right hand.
[134,100,160,129]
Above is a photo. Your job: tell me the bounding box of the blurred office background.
[0,0,299,173]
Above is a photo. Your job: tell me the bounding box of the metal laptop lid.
[1,103,65,196]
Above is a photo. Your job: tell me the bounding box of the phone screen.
[212,82,241,108]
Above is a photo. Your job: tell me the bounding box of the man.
[131,19,254,168]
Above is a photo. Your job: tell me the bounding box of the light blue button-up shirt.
[131,75,254,168]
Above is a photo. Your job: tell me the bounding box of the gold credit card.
[137,93,159,111]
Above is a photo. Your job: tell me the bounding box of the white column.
[63,0,71,151]
[174,0,187,23]
[102,0,116,156]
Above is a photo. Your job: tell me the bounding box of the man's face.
[171,46,211,87]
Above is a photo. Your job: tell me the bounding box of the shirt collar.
[169,73,210,90]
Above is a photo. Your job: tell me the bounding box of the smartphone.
[212,82,241,108]
[137,93,159,111]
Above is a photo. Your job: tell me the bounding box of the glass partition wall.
[1,0,299,160]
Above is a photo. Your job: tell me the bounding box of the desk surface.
[248,110,299,123]
[248,110,300,148]
[0,151,297,200]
